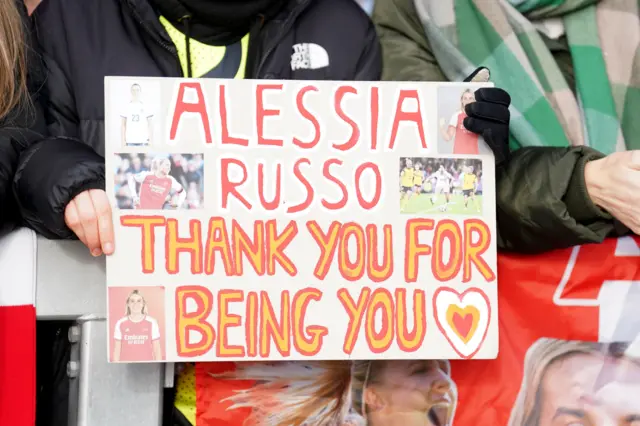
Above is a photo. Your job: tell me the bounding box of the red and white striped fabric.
[0,228,37,426]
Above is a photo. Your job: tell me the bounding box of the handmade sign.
[104,77,498,362]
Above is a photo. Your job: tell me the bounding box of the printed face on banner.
[509,339,640,426]
[104,77,498,363]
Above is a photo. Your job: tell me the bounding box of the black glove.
[462,67,511,165]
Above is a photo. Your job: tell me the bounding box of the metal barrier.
[1,229,169,426]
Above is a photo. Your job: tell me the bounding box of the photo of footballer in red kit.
[113,153,204,210]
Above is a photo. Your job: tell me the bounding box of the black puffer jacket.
[33,0,381,155]
[0,3,103,237]
[20,0,379,238]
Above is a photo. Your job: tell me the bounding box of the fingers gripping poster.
[104,77,498,363]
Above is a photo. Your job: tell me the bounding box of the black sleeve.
[13,137,105,239]
[10,2,105,239]
[354,18,383,81]
[0,128,39,228]
[32,0,80,138]
[496,146,628,253]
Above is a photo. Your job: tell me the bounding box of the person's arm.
[128,172,147,206]
[121,116,127,147]
[372,0,447,81]
[112,320,123,362]
[127,174,139,198]
[151,318,162,360]
[13,138,105,239]
[444,113,460,142]
[495,146,628,253]
[10,1,108,244]
[32,2,82,139]
[152,340,162,360]
[0,128,41,229]
[170,177,187,208]
[127,175,138,207]
[113,340,121,362]
[147,116,154,146]
[439,118,455,141]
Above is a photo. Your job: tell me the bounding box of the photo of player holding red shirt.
[112,289,163,362]
[127,156,185,209]
[439,89,480,155]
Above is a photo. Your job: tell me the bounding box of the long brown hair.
[0,0,27,121]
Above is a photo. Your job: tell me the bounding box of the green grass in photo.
[400,192,483,215]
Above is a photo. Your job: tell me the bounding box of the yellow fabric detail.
[159,16,249,78]
[165,15,251,423]
[175,363,197,425]
[167,13,251,422]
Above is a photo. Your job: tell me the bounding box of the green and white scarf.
[414,0,640,153]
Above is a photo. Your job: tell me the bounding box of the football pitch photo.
[400,192,483,215]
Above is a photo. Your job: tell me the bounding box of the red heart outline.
[432,286,492,359]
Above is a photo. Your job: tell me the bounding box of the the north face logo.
[291,43,329,71]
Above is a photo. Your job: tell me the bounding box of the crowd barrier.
[0,228,170,426]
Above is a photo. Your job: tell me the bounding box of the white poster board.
[105,77,498,363]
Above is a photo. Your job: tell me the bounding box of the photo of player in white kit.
[428,165,453,211]
[121,83,154,147]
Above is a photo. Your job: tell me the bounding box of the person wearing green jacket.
[372,0,640,253]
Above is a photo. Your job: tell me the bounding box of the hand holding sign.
[462,68,512,165]
[65,189,115,257]
[585,150,640,235]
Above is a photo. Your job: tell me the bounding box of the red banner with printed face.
[179,236,640,426]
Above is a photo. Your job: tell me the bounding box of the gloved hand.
[463,67,511,165]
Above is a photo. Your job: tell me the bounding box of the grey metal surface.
[72,319,164,426]
[35,237,106,319]
[33,235,166,426]
[165,362,175,388]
